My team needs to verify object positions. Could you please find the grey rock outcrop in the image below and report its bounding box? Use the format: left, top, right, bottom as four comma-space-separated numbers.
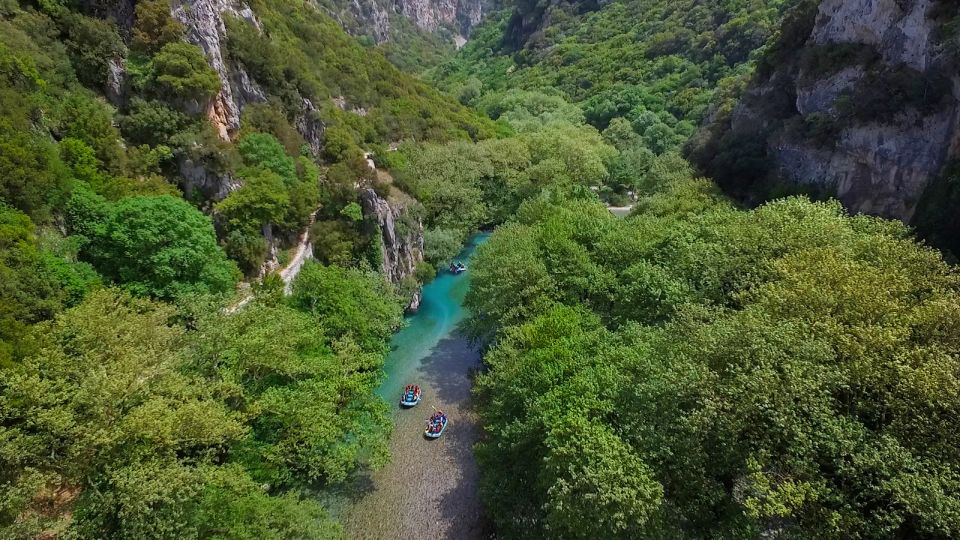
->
329, 0, 489, 44
360, 188, 426, 311
171, 0, 266, 139
83, 0, 137, 37
105, 57, 128, 107
296, 98, 327, 156
699, 0, 960, 223
177, 154, 240, 203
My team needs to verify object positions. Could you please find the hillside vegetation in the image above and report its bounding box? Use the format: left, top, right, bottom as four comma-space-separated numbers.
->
0, 0, 487, 536
430, 0, 800, 155
466, 158, 960, 538
411, 1, 960, 537
3, 0, 960, 537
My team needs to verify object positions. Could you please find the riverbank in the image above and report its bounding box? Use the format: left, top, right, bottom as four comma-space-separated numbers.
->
341, 233, 491, 539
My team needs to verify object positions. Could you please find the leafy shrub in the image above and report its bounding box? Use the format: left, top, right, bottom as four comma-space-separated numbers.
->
60, 12, 125, 89
423, 227, 462, 268
414, 260, 436, 283
290, 262, 403, 353
132, 0, 186, 54
119, 98, 193, 146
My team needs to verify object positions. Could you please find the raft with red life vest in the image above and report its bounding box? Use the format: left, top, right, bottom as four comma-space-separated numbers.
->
400, 384, 422, 407
425, 411, 447, 439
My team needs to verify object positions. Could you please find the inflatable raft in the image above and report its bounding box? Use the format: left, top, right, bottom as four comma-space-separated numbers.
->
425, 412, 447, 438
400, 384, 421, 407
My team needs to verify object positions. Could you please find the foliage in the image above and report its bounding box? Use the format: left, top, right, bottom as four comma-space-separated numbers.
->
60, 11, 126, 89
423, 227, 463, 268
0, 289, 342, 538
431, 1, 802, 154
223, 0, 496, 148
391, 119, 617, 235
467, 155, 960, 538
184, 302, 391, 487
119, 98, 194, 147
85, 195, 239, 298
0, 205, 99, 366
310, 219, 363, 266
150, 42, 221, 103
132, 0, 186, 54
0, 121, 73, 223
290, 261, 403, 354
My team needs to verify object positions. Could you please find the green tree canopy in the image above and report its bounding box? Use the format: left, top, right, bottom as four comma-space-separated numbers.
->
290, 261, 403, 354
86, 195, 238, 298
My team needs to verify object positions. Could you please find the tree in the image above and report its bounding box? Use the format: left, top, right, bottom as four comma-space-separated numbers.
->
467, 183, 960, 538
423, 227, 462, 268
151, 42, 221, 104
238, 133, 298, 184
0, 124, 72, 223
601, 117, 641, 150
216, 168, 290, 234
61, 12, 126, 89
0, 205, 99, 365
184, 303, 391, 487
290, 262, 403, 354
0, 290, 244, 537
543, 415, 663, 538
119, 98, 192, 147
132, 0, 186, 54
86, 195, 238, 298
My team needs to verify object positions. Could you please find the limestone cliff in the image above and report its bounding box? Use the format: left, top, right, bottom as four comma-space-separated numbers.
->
360, 188, 426, 311
318, 0, 490, 44
171, 0, 266, 139
693, 0, 960, 231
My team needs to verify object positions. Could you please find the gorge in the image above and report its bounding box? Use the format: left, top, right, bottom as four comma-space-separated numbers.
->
1, 0, 960, 538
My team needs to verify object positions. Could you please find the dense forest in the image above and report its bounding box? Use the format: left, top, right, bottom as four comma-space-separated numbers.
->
2, 0, 960, 538
466, 162, 960, 538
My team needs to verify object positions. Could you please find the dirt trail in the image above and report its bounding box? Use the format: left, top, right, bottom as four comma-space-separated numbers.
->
343, 331, 490, 539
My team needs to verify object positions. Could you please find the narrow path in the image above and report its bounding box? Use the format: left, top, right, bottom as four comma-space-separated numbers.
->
342, 234, 491, 539
279, 212, 316, 294
226, 212, 316, 313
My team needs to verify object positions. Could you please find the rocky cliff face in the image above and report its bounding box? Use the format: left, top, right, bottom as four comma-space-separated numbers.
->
360, 188, 426, 311
171, 0, 266, 139
695, 0, 960, 225
323, 0, 489, 43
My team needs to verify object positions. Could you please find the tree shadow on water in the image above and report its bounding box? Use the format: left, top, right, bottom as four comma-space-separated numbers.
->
418, 327, 481, 405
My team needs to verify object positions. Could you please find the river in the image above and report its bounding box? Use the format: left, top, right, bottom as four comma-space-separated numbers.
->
340, 232, 491, 539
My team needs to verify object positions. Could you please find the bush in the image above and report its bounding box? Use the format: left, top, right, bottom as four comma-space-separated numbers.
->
414, 260, 436, 283
423, 227, 462, 268
289, 262, 403, 353
0, 125, 72, 223
61, 12, 125, 89
132, 0, 186, 54
224, 229, 269, 275
119, 98, 192, 147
